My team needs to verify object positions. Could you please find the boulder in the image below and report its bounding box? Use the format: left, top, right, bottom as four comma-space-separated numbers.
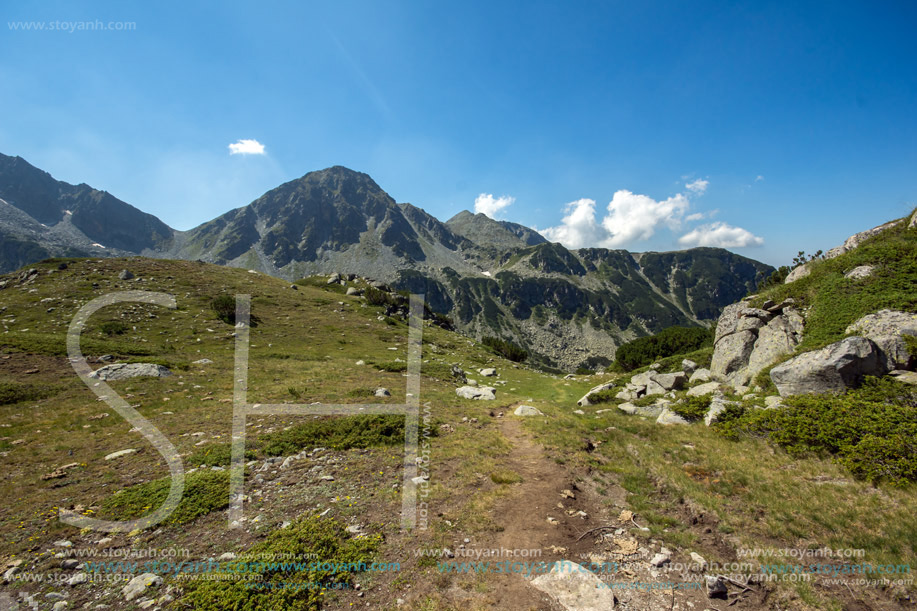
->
122, 573, 162, 602
705, 575, 728, 598
345, 287, 363, 296
514, 405, 544, 417
89, 363, 172, 381
784, 263, 811, 284
710, 330, 757, 384
681, 359, 698, 374
687, 382, 721, 397
618, 400, 667, 418
374, 388, 391, 397
455, 386, 496, 400
689, 368, 712, 384
845, 310, 917, 371
770, 336, 885, 396
890, 370, 917, 385
744, 314, 802, 380
656, 408, 689, 426
529, 561, 616, 610
104, 449, 138, 460
651, 372, 686, 391
118, 269, 134, 281
844, 265, 875, 280
479, 368, 497, 377
644, 379, 667, 396
703, 397, 732, 426
910, 209, 917, 229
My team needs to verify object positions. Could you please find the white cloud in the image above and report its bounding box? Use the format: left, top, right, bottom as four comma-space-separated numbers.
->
539, 199, 607, 248
228, 139, 266, 155
474, 193, 515, 218
678, 222, 764, 248
685, 212, 705, 222
541, 190, 690, 249
685, 178, 709, 194
755, 175, 765, 182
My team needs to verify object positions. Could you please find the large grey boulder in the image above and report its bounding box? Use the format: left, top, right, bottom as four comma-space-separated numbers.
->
845, 310, 917, 371
652, 372, 686, 391
455, 386, 496, 400
711, 300, 803, 388
681, 359, 698, 375
689, 368, 712, 384
784, 263, 811, 284
770, 337, 885, 396
704, 398, 731, 426
529, 561, 616, 610
910, 209, 917, 229
89, 363, 172, 381
618, 399, 667, 418
844, 265, 875, 280
745, 313, 803, 378
514, 405, 544, 417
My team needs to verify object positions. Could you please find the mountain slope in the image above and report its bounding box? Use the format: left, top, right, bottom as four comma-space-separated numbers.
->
0, 154, 175, 271
0, 157, 773, 370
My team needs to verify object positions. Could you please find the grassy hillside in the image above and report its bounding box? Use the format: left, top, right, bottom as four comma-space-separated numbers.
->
0, 255, 914, 610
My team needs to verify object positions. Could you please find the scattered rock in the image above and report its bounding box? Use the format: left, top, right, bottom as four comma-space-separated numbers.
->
122, 573, 162, 601
105, 449, 138, 460
529, 561, 616, 609
89, 363, 172, 381
764, 395, 784, 408
690, 552, 708, 570
478, 368, 497, 377
513, 405, 544, 417
192, 358, 213, 365
455, 386, 496, 400
784, 263, 811, 284
890, 370, 917, 385
118, 269, 134, 281
771, 336, 885, 396
374, 388, 391, 397
650, 552, 671, 567
346, 287, 363, 296
681, 359, 698, 375
68, 572, 88, 586
705, 574, 728, 598
688, 368, 711, 384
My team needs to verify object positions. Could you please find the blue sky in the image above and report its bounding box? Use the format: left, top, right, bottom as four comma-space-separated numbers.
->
1, 1, 915, 266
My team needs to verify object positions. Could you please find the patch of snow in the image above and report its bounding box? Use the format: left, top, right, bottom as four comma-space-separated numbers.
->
481, 271, 492, 277
91, 243, 106, 249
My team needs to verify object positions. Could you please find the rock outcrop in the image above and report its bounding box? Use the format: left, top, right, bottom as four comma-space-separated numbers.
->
770, 337, 885, 396
710, 300, 803, 388
844, 310, 917, 371
89, 363, 172, 381
455, 386, 496, 400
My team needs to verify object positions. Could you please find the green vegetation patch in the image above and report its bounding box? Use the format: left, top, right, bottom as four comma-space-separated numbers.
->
101, 470, 229, 525
614, 326, 712, 372
373, 361, 407, 373
670, 395, 712, 422
489, 469, 523, 485
182, 514, 382, 610
187, 444, 256, 467
718, 377, 917, 486
481, 336, 528, 362
0, 381, 54, 405
260, 415, 409, 455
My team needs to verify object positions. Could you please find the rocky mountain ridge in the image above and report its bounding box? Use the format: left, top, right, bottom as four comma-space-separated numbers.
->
0, 154, 773, 370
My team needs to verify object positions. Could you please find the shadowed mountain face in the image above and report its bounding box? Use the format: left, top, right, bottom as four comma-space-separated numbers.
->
0, 158, 774, 370
0, 153, 174, 270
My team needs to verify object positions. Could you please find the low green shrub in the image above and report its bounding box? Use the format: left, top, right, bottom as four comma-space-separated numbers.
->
374, 361, 407, 373
259, 415, 410, 455
99, 321, 129, 336
482, 336, 528, 362
585, 389, 617, 405
182, 514, 382, 610
101, 470, 229, 525
670, 395, 712, 421
717, 377, 917, 486
0, 381, 52, 405
187, 444, 256, 467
